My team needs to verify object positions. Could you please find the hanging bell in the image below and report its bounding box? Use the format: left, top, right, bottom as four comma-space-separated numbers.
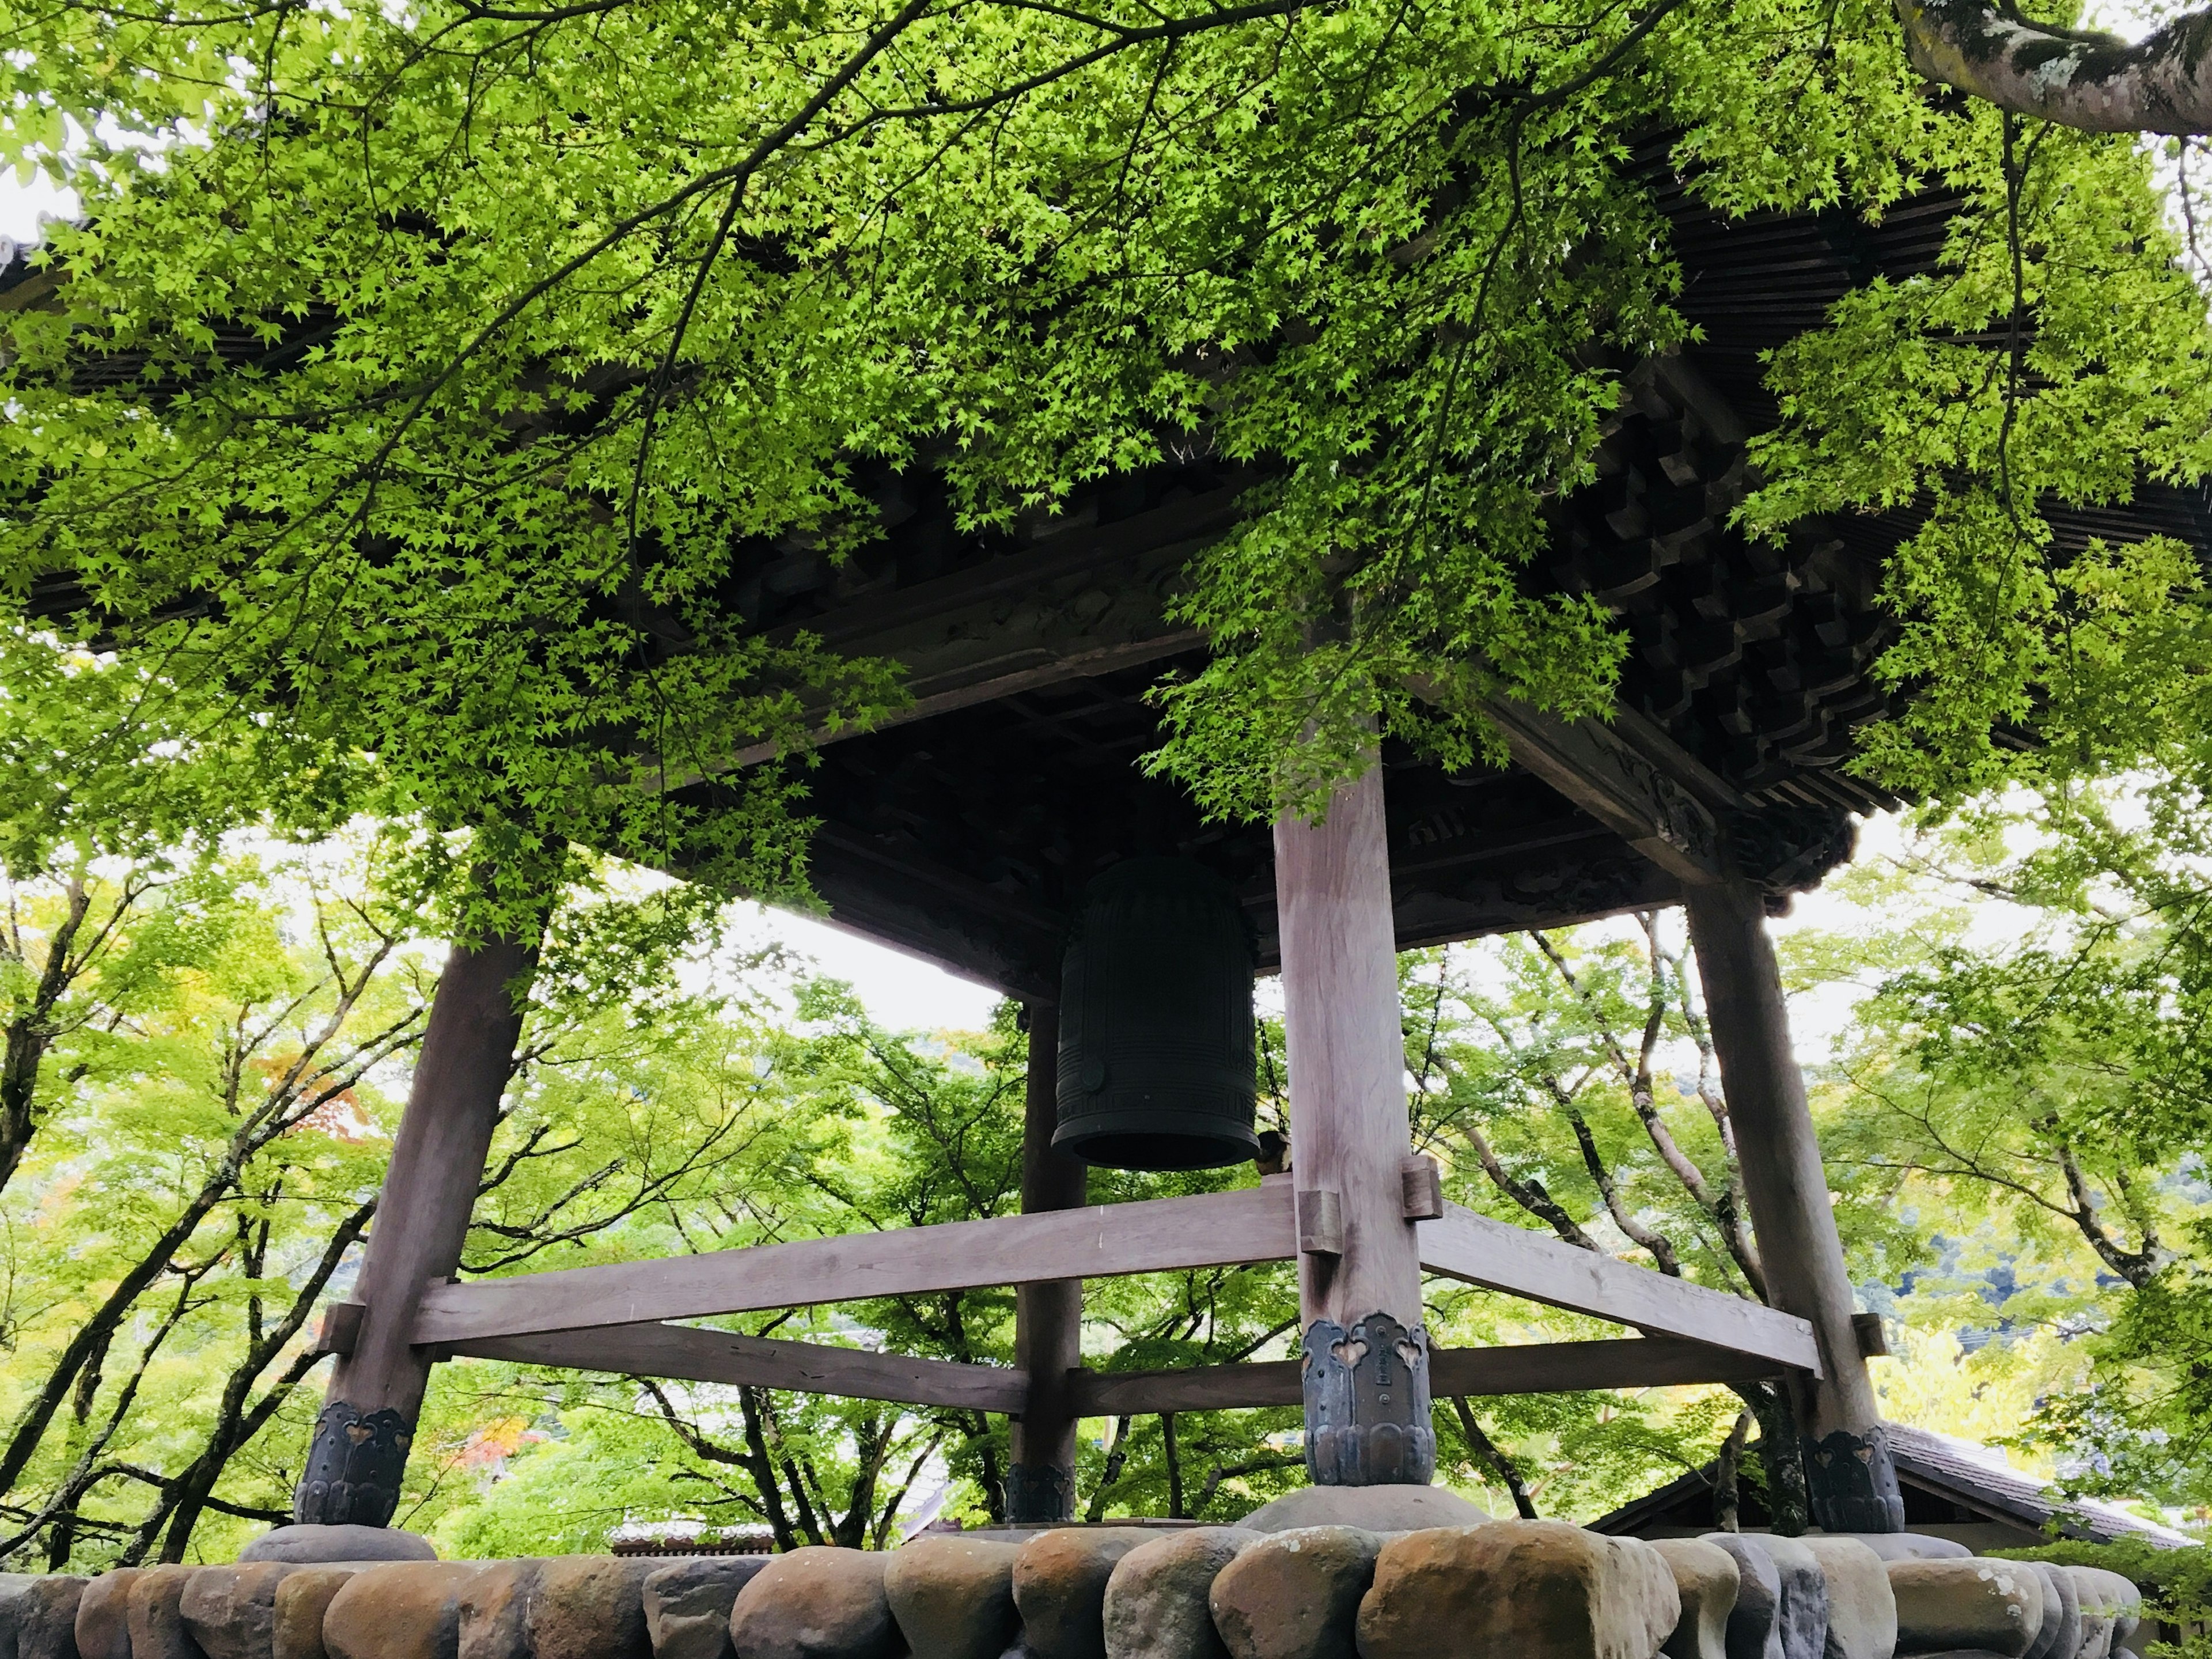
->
1054, 857, 1258, 1171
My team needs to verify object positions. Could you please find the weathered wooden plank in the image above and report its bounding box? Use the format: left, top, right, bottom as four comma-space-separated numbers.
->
414, 1185, 1298, 1345
450, 1321, 1030, 1413
1433, 1335, 1789, 1394
1419, 1203, 1821, 1373
1071, 1358, 1302, 1415
1065, 1335, 1792, 1416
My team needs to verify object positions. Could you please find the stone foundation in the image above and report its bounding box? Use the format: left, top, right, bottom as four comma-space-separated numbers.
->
0, 1523, 2146, 1659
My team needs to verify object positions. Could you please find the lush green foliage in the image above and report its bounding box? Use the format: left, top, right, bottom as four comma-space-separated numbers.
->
0, 0, 2202, 853
7, 802, 2209, 1569
1813, 786, 2212, 1520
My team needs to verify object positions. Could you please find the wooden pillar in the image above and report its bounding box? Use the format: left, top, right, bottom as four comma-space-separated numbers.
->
1007, 998, 1086, 1521
293, 928, 539, 1527
1275, 762, 1433, 1486
1683, 879, 1903, 1532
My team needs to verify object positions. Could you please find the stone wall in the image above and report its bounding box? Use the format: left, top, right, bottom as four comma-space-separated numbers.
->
0, 1514, 2148, 1659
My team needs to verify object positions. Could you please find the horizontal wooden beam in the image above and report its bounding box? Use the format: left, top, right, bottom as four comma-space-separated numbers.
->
417, 1187, 1819, 1373
449, 1321, 1029, 1414
1478, 700, 1734, 887
1066, 1334, 1794, 1416
1069, 1358, 1303, 1416
1418, 1203, 1821, 1374
454, 1325, 1786, 1418
696, 489, 1244, 777
413, 1185, 1298, 1346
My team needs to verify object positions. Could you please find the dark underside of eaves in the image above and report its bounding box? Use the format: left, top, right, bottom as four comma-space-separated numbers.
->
666, 157, 2212, 999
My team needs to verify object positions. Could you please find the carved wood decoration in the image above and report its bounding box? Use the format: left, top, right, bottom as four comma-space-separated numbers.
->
1418, 1202, 1821, 1372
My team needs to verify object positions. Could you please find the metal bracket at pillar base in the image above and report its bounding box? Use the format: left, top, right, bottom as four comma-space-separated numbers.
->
1301, 1313, 1435, 1486
1005, 1462, 1077, 1525
293, 1401, 413, 1527
1803, 1425, 1906, 1533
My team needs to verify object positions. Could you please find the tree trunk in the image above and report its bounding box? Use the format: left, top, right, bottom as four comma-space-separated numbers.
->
1895, 0, 2212, 134
1450, 1397, 1538, 1519
0, 874, 93, 1198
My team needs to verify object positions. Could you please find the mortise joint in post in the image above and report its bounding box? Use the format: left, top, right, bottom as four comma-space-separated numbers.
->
1297, 1187, 1344, 1257
1399, 1155, 1444, 1221
312, 1301, 365, 1357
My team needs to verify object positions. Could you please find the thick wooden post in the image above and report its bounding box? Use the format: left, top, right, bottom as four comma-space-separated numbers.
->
1684, 880, 1903, 1532
1275, 762, 1433, 1486
293, 929, 539, 1527
1007, 998, 1086, 1521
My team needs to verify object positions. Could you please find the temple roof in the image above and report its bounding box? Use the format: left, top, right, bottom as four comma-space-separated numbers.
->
1590, 1422, 2196, 1548
662, 160, 2211, 997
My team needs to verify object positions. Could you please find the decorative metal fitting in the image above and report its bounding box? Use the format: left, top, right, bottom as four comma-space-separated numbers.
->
1804, 1423, 1907, 1532
1301, 1312, 1435, 1486
293, 1400, 412, 1527
1005, 1461, 1077, 1524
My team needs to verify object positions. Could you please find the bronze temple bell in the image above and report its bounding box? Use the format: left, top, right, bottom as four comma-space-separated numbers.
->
1054, 857, 1259, 1171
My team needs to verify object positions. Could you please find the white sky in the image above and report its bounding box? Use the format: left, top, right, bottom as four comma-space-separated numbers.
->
0, 168, 74, 245
732, 809, 1928, 1051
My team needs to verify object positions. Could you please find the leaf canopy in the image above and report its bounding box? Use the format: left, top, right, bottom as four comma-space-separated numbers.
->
0, 0, 2205, 896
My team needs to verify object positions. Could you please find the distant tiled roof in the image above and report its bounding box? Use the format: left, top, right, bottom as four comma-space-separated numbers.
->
1884, 1424, 2195, 1548
1590, 1422, 2196, 1547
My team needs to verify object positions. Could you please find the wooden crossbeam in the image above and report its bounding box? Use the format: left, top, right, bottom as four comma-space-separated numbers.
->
1419, 1202, 1821, 1374
448, 1321, 1029, 1413
447, 1324, 1788, 1418
412, 1185, 1300, 1346
1476, 700, 1736, 888
1067, 1334, 1794, 1416
414, 1188, 1819, 1377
